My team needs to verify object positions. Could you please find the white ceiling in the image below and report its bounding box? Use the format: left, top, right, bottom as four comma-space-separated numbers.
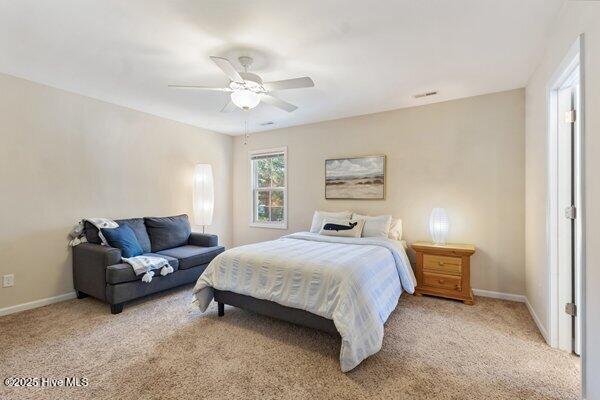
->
0, 0, 563, 135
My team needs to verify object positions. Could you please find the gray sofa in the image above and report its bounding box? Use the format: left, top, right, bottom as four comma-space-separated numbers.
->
72, 214, 224, 314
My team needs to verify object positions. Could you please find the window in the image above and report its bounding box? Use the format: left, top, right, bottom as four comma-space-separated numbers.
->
250, 147, 287, 229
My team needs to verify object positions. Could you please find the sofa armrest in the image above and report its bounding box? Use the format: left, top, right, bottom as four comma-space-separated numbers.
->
188, 232, 218, 247
74, 243, 122, 266
73, 243, 122, 301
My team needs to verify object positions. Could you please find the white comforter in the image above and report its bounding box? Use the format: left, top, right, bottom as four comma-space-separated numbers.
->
191, 232, 417, 372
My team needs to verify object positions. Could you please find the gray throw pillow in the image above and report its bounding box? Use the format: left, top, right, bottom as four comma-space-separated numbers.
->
144, 214, 191, 252
84, 221, 102, 244
115, 218, 152, 254
84, 218, 152, 253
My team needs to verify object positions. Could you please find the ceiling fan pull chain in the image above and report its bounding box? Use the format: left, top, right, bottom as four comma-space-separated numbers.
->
243, 118, 250, 145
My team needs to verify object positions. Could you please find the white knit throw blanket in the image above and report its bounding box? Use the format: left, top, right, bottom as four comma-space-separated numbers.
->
122, 256, 174, 283
68, 218, 118, 247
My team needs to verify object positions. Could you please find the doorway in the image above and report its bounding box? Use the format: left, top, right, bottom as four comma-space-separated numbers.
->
547, 36, 583, 357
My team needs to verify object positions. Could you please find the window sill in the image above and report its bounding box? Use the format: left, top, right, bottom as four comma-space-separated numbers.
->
249, 222, 288, 230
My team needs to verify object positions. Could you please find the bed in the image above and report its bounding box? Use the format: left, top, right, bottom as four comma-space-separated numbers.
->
192, 232, 416, 372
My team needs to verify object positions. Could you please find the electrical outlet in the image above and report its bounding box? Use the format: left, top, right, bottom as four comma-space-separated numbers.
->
3, 274, 14, 288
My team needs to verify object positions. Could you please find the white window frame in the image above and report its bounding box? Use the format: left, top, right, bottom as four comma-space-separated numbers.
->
249, 147, 288, 229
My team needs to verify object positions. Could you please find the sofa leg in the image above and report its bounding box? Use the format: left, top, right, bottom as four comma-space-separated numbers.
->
218, 302, 224, 317
110, 303, 124, 315
76, 290, 88, 299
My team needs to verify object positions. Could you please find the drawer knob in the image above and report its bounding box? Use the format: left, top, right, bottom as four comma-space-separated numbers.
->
438, 279, 445, 284
438, 261, 444, 266
455, 284, 460, 290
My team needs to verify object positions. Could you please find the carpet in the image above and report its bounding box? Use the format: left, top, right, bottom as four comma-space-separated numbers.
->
0, 286, 579, 400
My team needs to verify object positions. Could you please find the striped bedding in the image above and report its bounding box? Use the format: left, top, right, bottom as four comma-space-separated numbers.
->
192, 232, 416, 372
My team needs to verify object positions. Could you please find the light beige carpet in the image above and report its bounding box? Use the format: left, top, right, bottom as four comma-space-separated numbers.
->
0, 286, 579, 400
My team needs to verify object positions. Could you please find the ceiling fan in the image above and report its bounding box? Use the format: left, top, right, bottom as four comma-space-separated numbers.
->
169, 56, 314, 113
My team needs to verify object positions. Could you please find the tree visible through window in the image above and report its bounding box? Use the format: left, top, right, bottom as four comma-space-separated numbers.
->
251, 149, 287, 227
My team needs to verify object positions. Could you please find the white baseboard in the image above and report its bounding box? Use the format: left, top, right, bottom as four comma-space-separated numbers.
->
472, 289, 549, 344
0, 292, 76, 317
525, 298, 550, 344
473, 288, 527, 303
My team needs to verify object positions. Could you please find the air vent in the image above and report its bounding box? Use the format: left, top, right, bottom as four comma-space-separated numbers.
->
260, 121, 275, 126
413, 91, 438, 99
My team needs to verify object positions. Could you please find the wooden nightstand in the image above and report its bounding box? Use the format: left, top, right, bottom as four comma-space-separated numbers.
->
411, 241, 476, 305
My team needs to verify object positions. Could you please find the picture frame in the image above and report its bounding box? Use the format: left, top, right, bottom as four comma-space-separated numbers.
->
324, 155, 386, 200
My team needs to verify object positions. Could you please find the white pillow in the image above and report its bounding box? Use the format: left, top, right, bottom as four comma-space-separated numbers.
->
389, 218, 403, 241
352, 213, 392, 238
310, 210, 352, 233
319, 218, 365, 238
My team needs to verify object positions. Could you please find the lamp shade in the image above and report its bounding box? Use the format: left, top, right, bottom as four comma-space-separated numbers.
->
429, 208, 449, 245
231, 89, 260, 110
193, 164, 214, 227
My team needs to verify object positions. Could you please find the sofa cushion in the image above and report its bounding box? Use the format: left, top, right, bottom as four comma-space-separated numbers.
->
144, 215, 191, 252
101, 225, 144, 258
84, 221, 102, 244
188, 232, 219, 247
115, 218, 152, 254
157, 245, 224, 270
84, 218, 151, 253
106, 253, 179, 284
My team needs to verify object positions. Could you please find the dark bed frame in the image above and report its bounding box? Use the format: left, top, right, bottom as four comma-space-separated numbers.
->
214, 289, 340, 336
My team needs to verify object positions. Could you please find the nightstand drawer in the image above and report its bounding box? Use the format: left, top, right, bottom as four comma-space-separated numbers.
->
422, 271, 462, 292
423, 254, 462, 275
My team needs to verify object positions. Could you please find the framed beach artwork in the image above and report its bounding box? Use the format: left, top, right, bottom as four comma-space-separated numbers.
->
325, 155, 385, 199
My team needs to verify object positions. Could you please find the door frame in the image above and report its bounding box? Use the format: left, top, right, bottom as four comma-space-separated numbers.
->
547, 36, 585, 353
546, 34, 586, 388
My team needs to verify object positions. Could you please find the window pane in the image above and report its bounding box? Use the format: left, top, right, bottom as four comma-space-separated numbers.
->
271, 207, 284, 222
257, 190, 269, 207
270, 190, 284, 207
270, 155, 285, 187
257, 205, 269, 221
256, 159, 271, 188
256, 190, 269, 222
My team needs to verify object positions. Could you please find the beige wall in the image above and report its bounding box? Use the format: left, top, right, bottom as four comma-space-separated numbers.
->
525, 2, 600, 398
0, 73, 233, 310
233, 89, 525, 295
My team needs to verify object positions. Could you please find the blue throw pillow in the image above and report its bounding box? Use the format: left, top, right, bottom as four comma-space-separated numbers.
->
101, 225, 143, 258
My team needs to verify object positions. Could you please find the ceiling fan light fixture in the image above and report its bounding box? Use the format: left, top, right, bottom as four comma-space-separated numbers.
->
231, 89, 260, 110
170, 56, 313, 113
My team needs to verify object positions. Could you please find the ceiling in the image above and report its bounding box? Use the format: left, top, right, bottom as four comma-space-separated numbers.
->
0, 0, 564, 135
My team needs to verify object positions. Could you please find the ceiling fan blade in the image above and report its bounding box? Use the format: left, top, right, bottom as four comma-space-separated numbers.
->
210, 56, 244, 84
220, 100, 237, 113
168, 85, 232, 91
260, 94, 298, 112
262, 77, 314, 91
